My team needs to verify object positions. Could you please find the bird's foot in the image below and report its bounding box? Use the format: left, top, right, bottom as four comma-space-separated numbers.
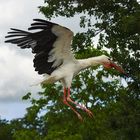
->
84, 108, 94, 118
77, 113, 83, 121
67, 97, 93, 118
63, 99, 83, 121
75, 103, 93, 118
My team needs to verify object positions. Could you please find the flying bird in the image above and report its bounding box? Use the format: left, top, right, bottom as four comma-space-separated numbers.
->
5, 19, 125, 120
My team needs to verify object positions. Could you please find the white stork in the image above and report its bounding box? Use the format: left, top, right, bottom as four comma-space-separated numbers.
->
5, 19, 125, 120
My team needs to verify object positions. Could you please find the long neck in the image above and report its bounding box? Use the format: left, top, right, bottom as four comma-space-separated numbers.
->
78, 56, 104, 70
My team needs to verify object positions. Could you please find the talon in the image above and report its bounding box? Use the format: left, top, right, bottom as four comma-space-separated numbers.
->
84, 108, 94, 118
87, 110, 94, 118
77, 114, 83, 121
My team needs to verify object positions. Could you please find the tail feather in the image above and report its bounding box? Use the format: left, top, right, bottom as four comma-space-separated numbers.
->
30, 75, 56, 87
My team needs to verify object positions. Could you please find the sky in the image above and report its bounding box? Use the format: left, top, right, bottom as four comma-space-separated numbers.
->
0, 0, 85, 120
0, 0, 45, 120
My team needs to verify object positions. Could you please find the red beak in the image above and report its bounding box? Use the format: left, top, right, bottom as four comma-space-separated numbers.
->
103, 61, 126, 74
109, 61, 125, 74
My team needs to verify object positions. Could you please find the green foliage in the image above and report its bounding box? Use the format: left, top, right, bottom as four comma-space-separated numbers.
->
2, 0, 140, 140
22, 92, 31, 100
38, 1, 140, 139
0, 119, 13, 140
13, 130, 41, 140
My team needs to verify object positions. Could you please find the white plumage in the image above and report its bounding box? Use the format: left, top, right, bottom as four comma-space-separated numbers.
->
5, 19, 125, 120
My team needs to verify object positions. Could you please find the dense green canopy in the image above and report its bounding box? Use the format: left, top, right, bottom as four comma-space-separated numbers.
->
1, 0, 140, 140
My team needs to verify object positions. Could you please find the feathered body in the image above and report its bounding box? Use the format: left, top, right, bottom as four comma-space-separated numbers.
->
5, 19, 125, 120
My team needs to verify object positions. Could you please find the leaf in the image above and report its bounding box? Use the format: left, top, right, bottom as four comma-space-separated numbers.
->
22, 92, 31, 100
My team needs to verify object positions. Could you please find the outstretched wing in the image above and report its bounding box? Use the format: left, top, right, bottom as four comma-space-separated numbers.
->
5, 19, 74, 75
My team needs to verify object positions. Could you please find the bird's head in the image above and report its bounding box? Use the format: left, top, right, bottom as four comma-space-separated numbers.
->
100, 55, 125, 74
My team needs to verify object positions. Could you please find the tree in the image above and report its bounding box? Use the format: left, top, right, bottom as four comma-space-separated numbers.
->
12, 0, 140, 140
0, 118, 13, 140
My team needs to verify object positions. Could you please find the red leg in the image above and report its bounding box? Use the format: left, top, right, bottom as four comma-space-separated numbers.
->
67, 88, 93, 118
63, 88, 83, 120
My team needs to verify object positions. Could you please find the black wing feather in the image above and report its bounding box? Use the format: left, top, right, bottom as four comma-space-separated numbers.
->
5, 19, 59, 75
